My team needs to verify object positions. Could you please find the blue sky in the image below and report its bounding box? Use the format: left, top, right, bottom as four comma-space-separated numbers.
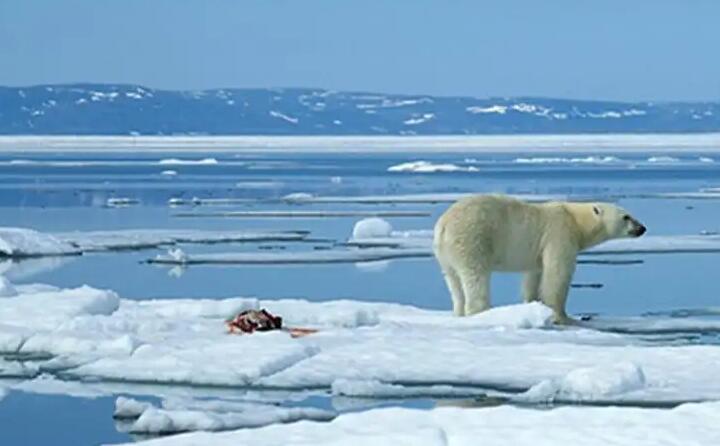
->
1, 0, 718, 101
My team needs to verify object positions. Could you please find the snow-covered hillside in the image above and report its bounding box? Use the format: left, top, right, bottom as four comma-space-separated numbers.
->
1, 84, 718, 135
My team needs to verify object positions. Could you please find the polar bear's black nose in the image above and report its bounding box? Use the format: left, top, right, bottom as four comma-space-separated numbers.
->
635, 225, 647, 237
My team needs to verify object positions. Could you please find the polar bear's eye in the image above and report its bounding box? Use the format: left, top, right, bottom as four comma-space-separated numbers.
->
623, 215, 631, 221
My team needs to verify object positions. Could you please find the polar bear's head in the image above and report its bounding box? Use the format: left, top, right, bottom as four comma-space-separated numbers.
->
592, 203, 646, 239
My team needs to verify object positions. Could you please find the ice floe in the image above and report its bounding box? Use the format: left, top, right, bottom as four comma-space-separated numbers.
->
387, 161, 479, 173
174, 210, 431, 218
111, 401, 720, 446
1, 279, 719, 406
149, 247, 431, 265
513, 156, 622, 164
157, 158, 218, 165
0, 227, 78, 258
56, 229, 309, 252
114, 397, 334, 434
106, 197, 140, 207
280, 192, 589, 205
331, 379, 489, 399
0, 227, 309, 258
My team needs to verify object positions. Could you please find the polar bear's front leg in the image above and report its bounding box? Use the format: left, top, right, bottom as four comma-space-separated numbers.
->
461, 270, 491, 316
522, 271, 542, 303
539, 249, 577, 324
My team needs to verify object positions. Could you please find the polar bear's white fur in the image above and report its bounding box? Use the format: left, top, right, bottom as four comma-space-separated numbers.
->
433, 194, 646, 324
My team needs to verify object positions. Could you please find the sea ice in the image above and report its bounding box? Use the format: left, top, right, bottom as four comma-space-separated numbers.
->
387, 160, 479, 173
115, 397, 335, 434
0, 227, 309, 258
109, 401, 720, 446
517, 362, 647, 402
1, 278, 719, 405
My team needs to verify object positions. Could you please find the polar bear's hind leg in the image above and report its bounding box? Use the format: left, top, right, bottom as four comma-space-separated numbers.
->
461, 269, 491, 316
442, 268, 466, 316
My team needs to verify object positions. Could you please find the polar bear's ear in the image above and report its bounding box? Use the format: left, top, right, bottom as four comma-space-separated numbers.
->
593, 205, 603, 216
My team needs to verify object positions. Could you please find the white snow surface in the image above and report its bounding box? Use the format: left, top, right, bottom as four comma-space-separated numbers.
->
112, 402, 720, 446
2, 279, 720, 405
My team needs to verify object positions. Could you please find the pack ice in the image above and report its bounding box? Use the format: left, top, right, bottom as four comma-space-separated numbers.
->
1, 277, 720, 407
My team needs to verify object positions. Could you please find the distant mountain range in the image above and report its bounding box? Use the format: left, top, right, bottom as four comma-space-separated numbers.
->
1, 84, 718, 135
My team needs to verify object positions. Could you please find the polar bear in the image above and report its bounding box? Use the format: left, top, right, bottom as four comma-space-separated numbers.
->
433, 194, 646, 324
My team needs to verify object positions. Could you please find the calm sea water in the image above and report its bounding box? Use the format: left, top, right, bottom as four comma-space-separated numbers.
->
1, 149, 719, 445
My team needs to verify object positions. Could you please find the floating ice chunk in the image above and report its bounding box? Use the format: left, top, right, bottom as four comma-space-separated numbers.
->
0, 227, 78, 258
282, 192, 316, 203
352, 218, 393, 239
466, 105, 508, 114
175, 210, 430, 218
158, 158, 218, 165
514, 156, 622, 164
331, 379, 487, 398
106, 197, 140, 207
279, 192, 581, 205
0, 275, 17, 297
55, 229, 309, 252
127, 404, 333, 434
167, 248, 188, 263
518, 362, 647, 402
115, 396, 154, 418
647, 156, 680, 163
387, 161, 479, 173
699, 157, 715, 163
149, 248, 431, 265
